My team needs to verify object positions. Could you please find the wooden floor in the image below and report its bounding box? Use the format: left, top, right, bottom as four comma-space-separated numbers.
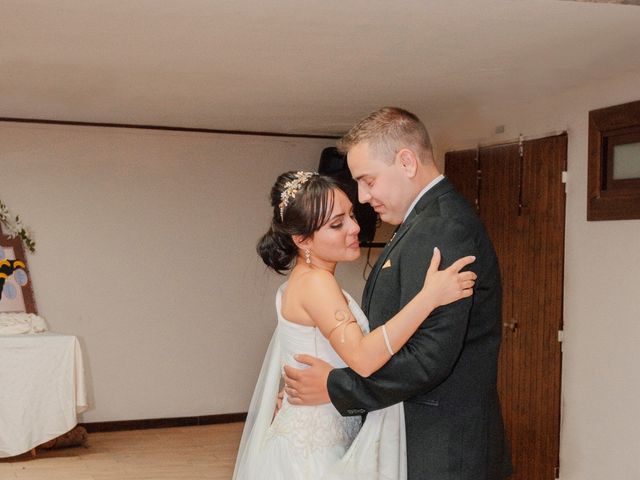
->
0, 422, 244, 480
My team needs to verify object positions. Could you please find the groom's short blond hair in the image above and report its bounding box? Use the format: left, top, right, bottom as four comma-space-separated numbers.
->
338, 107, 433, 165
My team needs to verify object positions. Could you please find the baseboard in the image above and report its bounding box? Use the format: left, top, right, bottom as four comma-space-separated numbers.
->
81, 412, 247, 433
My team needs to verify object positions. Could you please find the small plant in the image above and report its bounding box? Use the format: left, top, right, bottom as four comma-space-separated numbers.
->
0, 200, 36, 253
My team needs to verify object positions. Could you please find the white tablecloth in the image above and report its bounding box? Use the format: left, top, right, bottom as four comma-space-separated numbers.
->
0, 333, 88, 457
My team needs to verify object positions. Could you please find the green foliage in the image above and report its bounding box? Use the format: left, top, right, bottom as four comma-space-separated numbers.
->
0, 200, 36, 253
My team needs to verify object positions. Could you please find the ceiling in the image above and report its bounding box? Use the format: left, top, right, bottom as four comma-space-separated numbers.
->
1, 0, 640, 136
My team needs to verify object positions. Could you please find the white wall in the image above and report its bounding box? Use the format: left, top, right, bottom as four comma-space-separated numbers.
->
427, 69, 640, 480
0, 122, 369, 422
3, 69, 638, 478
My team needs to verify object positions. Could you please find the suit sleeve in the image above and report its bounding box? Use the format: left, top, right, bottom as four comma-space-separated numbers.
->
328, 219, 477, 415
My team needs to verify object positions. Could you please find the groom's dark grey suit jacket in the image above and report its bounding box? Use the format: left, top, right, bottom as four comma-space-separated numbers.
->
328, 178, 512, 480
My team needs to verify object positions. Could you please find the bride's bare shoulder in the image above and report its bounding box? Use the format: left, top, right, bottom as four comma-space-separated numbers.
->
291, 271, 343, 310
296, 268, 339, 290
280, 270, 339, 325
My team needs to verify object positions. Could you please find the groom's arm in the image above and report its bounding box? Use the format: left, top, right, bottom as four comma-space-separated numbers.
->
328, 222, 477, 415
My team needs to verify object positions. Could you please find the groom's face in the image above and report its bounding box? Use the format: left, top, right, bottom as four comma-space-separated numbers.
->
347, 141, 411, 226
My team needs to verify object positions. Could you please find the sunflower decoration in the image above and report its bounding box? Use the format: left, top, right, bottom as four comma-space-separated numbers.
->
0, 259, 28, 301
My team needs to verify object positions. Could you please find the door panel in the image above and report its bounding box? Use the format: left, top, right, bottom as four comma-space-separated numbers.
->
443, 148, 478, 210
514, 135, 566, 478
445, 134, 566, 480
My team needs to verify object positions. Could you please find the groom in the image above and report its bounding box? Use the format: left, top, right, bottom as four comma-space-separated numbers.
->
284, 107, 512, 479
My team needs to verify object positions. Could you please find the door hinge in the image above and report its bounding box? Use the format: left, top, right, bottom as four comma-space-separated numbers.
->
555, 465, 560, 478
558, 330, 564, 342
561, 171, 568, 183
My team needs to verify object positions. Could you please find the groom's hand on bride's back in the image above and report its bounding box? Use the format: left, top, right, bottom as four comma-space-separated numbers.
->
283, 355, 332, 405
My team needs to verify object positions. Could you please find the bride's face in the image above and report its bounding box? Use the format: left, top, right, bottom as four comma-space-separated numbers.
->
306, 188, 361, 264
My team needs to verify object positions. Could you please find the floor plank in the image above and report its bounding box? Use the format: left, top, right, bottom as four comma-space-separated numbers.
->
0, 423, 244, 480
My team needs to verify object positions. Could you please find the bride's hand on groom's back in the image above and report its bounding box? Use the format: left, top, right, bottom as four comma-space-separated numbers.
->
283, 355, 332, 406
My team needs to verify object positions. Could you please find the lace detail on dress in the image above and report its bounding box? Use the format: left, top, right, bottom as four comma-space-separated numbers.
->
266, 402, 361, 458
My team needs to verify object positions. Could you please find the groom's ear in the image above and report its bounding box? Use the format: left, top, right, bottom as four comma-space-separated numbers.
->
397, 148, 419, 178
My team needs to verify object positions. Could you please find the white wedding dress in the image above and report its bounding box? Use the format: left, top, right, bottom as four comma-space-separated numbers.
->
233, 283, 407, 480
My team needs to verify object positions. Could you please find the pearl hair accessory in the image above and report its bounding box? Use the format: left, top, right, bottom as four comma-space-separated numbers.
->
279, 171, 317, 220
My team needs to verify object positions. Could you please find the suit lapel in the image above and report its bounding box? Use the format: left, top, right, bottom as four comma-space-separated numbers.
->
362, 178, 456, 313
363, 213, 416, 309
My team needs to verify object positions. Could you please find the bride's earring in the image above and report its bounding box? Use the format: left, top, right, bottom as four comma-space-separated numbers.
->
304, 249, 312, 264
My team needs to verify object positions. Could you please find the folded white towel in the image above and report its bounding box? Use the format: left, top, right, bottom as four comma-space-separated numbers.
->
0, 313, 48, 335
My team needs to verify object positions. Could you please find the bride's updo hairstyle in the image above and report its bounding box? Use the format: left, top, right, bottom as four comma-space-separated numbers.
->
257, 171, 342, 274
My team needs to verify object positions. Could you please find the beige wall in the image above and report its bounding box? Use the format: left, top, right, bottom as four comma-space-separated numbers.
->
428, 70, 640, 480
0, 122, 367, 422
3, 68, 639, 479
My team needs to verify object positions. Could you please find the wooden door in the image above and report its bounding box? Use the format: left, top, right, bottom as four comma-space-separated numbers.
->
445, 134, 566, 480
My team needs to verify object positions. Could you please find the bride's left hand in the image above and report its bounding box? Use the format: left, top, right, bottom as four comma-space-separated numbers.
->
283, 355, 333, 405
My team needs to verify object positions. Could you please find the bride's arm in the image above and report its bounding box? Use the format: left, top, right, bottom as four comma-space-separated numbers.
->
302, 248, 476, 378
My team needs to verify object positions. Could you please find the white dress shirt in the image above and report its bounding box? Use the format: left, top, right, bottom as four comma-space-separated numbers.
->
402, 174, 445, 223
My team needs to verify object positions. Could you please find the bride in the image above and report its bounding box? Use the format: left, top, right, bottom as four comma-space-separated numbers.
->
233, 171, 476, 480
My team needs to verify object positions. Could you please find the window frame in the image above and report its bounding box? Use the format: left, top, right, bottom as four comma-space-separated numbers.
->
588, 100, 640, 221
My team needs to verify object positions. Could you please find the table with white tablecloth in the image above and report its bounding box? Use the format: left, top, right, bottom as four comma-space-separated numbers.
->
0, 333, 88, 458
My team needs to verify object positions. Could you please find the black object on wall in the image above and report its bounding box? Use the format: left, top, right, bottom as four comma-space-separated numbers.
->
318, 147, 378, 243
